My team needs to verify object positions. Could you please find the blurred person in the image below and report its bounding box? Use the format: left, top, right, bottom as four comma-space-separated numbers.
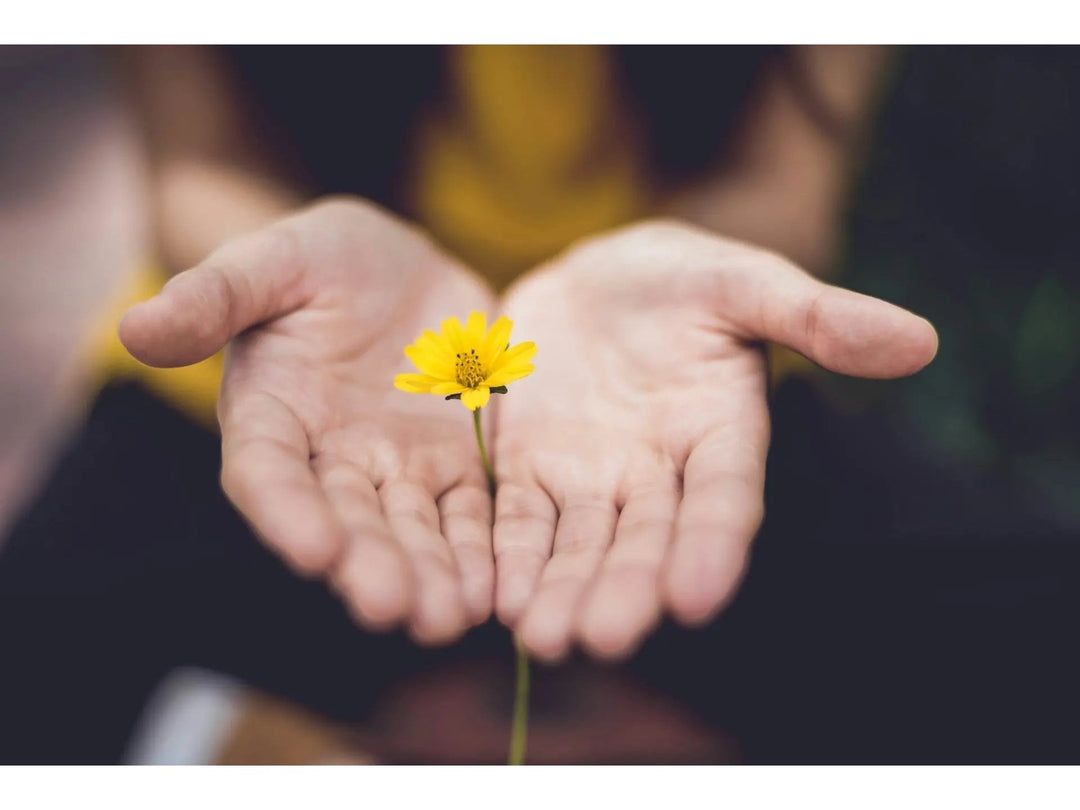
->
0, 46, 144, 538
1, 46, 1078, 764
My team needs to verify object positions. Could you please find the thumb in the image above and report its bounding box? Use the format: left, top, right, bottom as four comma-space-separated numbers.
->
118, 227, 307, 368
728, 250, 939, 379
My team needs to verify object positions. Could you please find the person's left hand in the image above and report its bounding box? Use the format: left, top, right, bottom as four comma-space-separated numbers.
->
491, 220, 939, 662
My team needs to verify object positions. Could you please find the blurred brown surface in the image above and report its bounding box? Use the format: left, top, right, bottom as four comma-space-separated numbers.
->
215, 693, 374, 765
354, 660, 739, 765
214, 661, 739, 765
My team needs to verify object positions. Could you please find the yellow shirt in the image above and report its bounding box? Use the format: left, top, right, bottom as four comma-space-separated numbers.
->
90, 45, 807, 426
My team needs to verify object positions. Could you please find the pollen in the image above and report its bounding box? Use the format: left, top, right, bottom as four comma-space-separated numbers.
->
456, 348, 486, 388
394, 311, 536, 411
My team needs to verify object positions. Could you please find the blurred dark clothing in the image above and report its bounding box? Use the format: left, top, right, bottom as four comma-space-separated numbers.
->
0, 380, 1076, 764
223, 45, 775, 210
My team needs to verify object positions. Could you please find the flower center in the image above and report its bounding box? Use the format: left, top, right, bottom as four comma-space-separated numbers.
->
455, 349, 486, 388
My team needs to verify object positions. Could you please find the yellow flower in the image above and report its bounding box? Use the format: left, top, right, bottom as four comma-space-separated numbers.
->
394, 312, 536, 410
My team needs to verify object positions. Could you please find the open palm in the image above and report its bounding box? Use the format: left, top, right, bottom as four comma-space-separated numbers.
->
493, 221, 939, 661
120, 199, 496, 644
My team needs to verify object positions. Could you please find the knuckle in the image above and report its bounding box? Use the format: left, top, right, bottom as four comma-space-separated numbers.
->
560, 488, 612, 511
633, 217, 692, 240
494, 544, 548, 567
305, 195, 394, 236
615, 512, 671, 537
495, 485, 553, 524
260, 220, 303, 265
310, 194, 371, 218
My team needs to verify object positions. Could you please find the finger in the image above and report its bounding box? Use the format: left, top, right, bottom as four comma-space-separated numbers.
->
664, 419, 768, 626
379, 479, 469, 645
493, 483, 558, 627
317, 463, 413, 631
577, 482, 678, 660
219, 390, 346, 577
723, 250, 939, 379
516, 494, 618, 663
438, 482, 495, 625
118, 224, 308, 367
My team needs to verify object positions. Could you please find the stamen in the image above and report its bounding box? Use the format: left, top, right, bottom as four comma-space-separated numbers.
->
455, 349, 486, 388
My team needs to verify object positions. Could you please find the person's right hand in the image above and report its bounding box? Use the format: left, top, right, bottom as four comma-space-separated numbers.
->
119, 198, 497, 644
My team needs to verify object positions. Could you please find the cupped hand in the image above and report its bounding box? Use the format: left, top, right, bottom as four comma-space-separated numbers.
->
492, 220, 938, 662
119, 198, 496, 644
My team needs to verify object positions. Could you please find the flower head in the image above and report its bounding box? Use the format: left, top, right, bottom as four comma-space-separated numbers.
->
394, 312, 536, 410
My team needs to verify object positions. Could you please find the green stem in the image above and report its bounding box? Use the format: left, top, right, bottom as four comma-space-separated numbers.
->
470, 407, 530, 765
472, 408, 495, 495
509, 640, 530, 765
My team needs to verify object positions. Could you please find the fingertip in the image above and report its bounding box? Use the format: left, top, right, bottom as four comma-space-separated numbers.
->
663, 541, 748, 628
409, 599, 468, 647
577, 615, 642, 662
450, 546, 494, 626
907, 315, 940, 373
117, 293, 220, 368
329, 531, 414, 631
515, 593, 579, 664
578, 630, 644, 663
665, 585, 722, 627
340, 587, 409, 634
799, 289, 942, 380
577, 583, 660, 662
861, 306, 940, 378
337, 563, 413, 632
494, 570, 534, 629
453, 546, 493, 627
875, 309, 940, 378
463, 576, 495, 626
284, 532, 345, 579
516, 617, 573, 665
495, 595, 525, 629
408, 622, 467, 648
407, 570, 469, 647
494, 547, 547, 629
116, 300, 161, 365
244, 493, 348, 582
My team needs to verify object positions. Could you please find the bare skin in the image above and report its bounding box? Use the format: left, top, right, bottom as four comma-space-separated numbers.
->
116, 47, 933, 660
493, 220, 937, 662
120, 203, 937, 661
120, 199, 497, 645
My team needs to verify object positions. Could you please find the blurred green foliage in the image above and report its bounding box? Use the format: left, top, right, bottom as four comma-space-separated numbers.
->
832, 46, 1080, 526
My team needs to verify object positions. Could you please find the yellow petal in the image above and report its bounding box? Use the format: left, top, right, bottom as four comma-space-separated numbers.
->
491, 341, 537, 373
431, 380, 467, 395
484, 363, 534, 388
460, 386, 491, 411
394, 373, 441, 393
415, 329, 455, 363
405, 344, 455, 380
464, 311, 487, 349
479, 316, 513, 367
441, 316, 466, 353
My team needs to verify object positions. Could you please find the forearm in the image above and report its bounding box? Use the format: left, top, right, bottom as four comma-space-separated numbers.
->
666, 46, 896, 278
112, 46, 305, 274
151, 160, 301, 274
